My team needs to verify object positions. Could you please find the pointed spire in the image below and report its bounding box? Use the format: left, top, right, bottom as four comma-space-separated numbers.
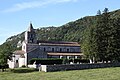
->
28, 22, 34, 32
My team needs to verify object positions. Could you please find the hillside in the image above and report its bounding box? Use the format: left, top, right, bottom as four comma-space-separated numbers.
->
2, 9, 120, 50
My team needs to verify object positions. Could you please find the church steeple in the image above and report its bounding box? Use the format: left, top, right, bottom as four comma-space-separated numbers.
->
28, 22, 34, 32
25, 23, 37, 44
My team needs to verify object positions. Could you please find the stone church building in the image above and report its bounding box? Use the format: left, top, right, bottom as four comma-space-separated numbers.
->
8, 23, 83, 68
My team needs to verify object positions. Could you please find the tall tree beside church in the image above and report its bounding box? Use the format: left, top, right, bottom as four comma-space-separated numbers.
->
107, 18, 120, 61
81, 25, 97, 63
82, 8, 120, 62
94, 8, 111, 62
82, 8, 110, 63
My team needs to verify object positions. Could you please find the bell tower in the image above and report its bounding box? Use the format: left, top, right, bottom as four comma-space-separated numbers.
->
25, 23, 37, 44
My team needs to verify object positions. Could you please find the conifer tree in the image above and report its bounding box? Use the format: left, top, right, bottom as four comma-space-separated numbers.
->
93, 8, 110, 62
107, 18, 120, 62
81, 25, 97, 63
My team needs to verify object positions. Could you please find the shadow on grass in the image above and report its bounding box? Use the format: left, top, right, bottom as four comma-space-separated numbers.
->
10, 68, 38, 73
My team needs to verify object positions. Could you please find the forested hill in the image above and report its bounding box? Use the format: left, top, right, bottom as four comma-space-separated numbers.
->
1, 9, 120, 50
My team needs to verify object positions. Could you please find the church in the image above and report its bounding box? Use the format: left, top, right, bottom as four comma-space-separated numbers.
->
8, 23, 83, 68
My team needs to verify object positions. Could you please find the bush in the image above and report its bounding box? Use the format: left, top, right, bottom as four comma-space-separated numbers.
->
0, 64, 9, 72
10, 68, 38, 73
73, 59, 89, 63
21, 65, 26, 68
62, 58, 69, 64
0, 64, 9, 69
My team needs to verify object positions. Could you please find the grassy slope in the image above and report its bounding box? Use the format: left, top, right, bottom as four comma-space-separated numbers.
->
0, 67, 120, 80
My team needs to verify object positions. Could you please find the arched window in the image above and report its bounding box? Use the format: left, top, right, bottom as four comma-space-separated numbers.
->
60, 48, 62, 52
52, 48, 54, 52
44, 48, 46, 51
67, 49, 69, 52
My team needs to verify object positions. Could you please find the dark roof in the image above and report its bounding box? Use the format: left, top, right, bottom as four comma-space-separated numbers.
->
37, 40, 80, 46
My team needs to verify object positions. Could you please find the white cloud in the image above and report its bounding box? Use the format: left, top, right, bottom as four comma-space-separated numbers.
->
3, 0, 78, 13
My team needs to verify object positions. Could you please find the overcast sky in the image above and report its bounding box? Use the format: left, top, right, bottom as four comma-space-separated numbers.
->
0, 0, 120, 44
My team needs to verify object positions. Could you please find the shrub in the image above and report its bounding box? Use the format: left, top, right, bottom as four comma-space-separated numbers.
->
10, 68, 38, 73
21, 65, 26, 68
0, 64, 9, 72
62, 58, 69, 64
73, 59, 89, 63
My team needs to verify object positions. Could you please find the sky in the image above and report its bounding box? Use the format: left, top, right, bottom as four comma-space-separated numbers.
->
0, 0, 120, 44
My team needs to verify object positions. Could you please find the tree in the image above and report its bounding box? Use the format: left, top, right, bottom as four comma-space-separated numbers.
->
107, 18, 120, 62
0, 43, 13, 71
97, 10, 101, 15
94, 8, 110, 62
103, 8, 109, 14
82, 8, 115, 63
62, 58, 69, 64
81, 25, 98, 63
94, 8, 120, 62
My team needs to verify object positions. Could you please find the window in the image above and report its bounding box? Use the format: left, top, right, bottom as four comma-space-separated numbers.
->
16, 60, 18, 63
52, 48, 54, 52
60, 48, 62, 52
24, 46, 25, 49
67, 49, 69, 52
44, 48, 46, 51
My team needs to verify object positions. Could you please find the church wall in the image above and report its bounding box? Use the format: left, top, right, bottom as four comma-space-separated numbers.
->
27, 49, 47, 64
19, 58, 25, 67
27, 44, 39, 51
22, 42, 26, 52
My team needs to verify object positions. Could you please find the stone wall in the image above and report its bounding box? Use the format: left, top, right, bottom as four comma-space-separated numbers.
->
41, 63, 120, 72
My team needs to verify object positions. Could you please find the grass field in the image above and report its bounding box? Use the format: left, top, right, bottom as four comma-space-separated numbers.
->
0, 67, 120, 80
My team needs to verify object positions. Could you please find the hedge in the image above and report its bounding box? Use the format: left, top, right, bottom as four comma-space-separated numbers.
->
29, 58, 89, 65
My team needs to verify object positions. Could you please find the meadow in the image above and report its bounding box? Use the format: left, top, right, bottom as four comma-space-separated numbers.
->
0, 67, 120, 80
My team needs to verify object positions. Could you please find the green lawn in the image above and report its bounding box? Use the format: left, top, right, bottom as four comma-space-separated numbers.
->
0, 67, 120, 80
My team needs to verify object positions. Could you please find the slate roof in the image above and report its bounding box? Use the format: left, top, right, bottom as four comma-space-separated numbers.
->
37, 40, 80, 46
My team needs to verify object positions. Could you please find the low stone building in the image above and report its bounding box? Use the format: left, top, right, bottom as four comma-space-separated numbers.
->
8, 23, 83, 68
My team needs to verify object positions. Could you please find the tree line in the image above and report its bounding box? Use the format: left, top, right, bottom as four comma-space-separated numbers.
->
82, 8, 120, 63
